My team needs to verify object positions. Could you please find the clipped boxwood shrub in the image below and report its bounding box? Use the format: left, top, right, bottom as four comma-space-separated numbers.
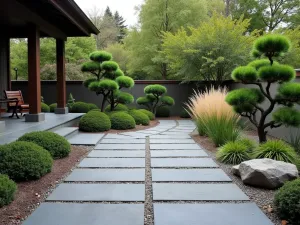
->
110, 112, 136, 130
41, 103, 50, 112
0, 174, 17, 207
49, 103, 57, 112
18, 131, 71, 159
0, 141, 53, 181
105, 104, 129, 112
180, 109, 191, 118
129, 110, 150, 126
71, 102, 90, 113
138, 109, 155, 120
217, 141, 251, 164
274, 179, 300, 225
87, 103, 99, 111
79, 111, 111, 132
156, 106, 170, 117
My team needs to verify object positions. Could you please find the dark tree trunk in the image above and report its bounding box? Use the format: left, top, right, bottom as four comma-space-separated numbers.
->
257, 125, 267, 143
101, 95, 107, 112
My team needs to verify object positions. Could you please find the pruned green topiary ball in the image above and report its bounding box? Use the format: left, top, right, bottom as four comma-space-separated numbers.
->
115, 69, 124, 78
217, 141, 251, 164
233, 103, 255, 114
136, 97, 151, 105
83, 78, 98, 88
116, 76, 134, 89
273, 107, 300, 127
231, 66, 258, 82
253, 35, 291, 56
248, 59, 273, 70
0, 174, 17, 207
49, 103, 57, 113
41, 103, 50, 112
89, 51, 112, 62
156, 106, 170, 117
226, 88, 265, 106
278, 83, 300, 100
258, 65, 296, 82
110, 112, 136, 130
79, 111, 111, 132
70, 102, 90, 113
81, 61, 100, 72
129, 110, 150, 126
101, 61, 119, 71
145, 85, 167, 96
18, 131, 71, 159
0, 141, 53, 181
105, 104, 129, 112
116, 92, 134, 105
87, 103, 99, 111
161, 96, 175, 106
274, 179, 300, 225
138, 109, 155, 120
253, 140, 298, 164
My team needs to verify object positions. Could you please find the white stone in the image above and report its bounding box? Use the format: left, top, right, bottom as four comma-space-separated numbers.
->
232, 165, 240, 177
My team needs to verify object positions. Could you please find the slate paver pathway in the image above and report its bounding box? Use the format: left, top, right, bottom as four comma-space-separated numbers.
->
23, 119, 272, 225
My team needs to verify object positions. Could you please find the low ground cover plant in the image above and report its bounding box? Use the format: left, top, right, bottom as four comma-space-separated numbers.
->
138, 109, 155, 120
41, 103, 50, 112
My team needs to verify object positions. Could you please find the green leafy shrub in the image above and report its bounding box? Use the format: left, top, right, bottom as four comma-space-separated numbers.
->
49, 103, 57, 113
0, 141, 53, 181
273, 107, 300, 127
138, 109, 155, 120
18, 131, 71, 159
217, 141, 251, 164
156, 106, 170, 117
87, 103, 99, 111
67, 93, 75, 110
41, 103, 50, 112
129, 110, 150, 126
105, 104, 129, 112
110, 112, 136, 130
0, 174, 17, 207
253, 140, 298, 164
70, 102, 90, 113
237, 138, 257, 153
180, 109, 191, 118
79, 111, 111, 132
274, 179, 300, 225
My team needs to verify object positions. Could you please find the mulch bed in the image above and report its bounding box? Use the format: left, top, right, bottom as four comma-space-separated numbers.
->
0, 146, 90, 225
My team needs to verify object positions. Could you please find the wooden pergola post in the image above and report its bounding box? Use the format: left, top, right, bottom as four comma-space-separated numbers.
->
55, 39, 68, 114
25, 24, 45, 122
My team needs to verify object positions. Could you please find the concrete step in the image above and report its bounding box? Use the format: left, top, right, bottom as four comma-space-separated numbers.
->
53, 127, 79, 139
68, 132, 104, 145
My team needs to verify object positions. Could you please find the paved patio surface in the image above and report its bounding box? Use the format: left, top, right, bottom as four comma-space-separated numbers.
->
22, 120, 273, 225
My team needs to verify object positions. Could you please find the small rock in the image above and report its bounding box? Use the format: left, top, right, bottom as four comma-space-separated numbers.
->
232, 164, 240, 177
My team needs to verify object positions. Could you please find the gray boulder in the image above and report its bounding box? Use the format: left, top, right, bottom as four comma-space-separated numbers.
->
239, 158, 299, 189
232, 165, 240, 177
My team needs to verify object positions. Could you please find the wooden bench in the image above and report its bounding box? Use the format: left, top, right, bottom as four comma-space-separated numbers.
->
4, 90, 29, 116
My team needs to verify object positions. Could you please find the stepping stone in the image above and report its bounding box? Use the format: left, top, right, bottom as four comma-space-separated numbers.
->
105, 134, 142, 139
153, 203, 273, 225
150, 139, 196, 144
23, 203, 144, 225
47, 184, 145, 201
150, 144, 201, 150
151, 150, 207, 157
152, 169, 231, 182
151, 158, 218, 168
151, 135, 191, 139
65, 169, 145, 182
153, 183, 249, 201
101, 139, 145, 144
120, 132, 149, 138
88, 150, 145, 158
95, 144, 145, 150
162, 132, 192, 135
79, 158, 145, 168
68, 133, 104, 145
136, 131, 160, 135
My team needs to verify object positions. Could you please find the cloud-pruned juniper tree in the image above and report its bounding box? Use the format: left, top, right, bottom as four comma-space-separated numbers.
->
226, 34, 300, 143
81, 51, 134, 112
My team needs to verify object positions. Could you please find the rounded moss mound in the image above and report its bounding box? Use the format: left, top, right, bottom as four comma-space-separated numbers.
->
79, 111, 111, 132
87, 103, 99, 111
18, 131, 71, 159
110, 112, 136, 130
138, 109, 155, 120
105, 104, 129, 112
0, 141, 53, 181
180, 109, 191, 118
274, 179, 300, 225
0, 174, 17, 207
71, 102, 90, 113
129, 110, 150, 126
49, 103, 57, 112
156, 106, 170, 117
41, 103, 50, 112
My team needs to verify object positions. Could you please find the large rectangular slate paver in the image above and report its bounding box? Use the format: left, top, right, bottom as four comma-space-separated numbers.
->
65, 169, 145, 182
151, 135, 191, 139
136, 131, 160, 135
152, 169, 231, 182
79, 158, 145, 168
151, 158, 218, 168
153, 183, 249, 200
88, 150, 145, 158
47, 184, 145, 201
150, 144, 201, 150
150, 139, 196, 144
105, 134, 143, 139
120, 132, 149, 138
68, 133, 104, 145
101, 139, 145, 144
23, 203, 144, 225
162, 132, 192, 135
151, 150, 207, 157
95, 144, 145, 150
153, 203, 273, 225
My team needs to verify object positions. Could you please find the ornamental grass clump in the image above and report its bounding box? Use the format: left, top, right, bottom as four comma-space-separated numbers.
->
186, 87, 240, 146
217, 141, 251, 164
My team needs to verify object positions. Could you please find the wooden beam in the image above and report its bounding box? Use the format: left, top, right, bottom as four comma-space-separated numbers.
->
28, 24, 41, 114
56, 39, 66, 109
